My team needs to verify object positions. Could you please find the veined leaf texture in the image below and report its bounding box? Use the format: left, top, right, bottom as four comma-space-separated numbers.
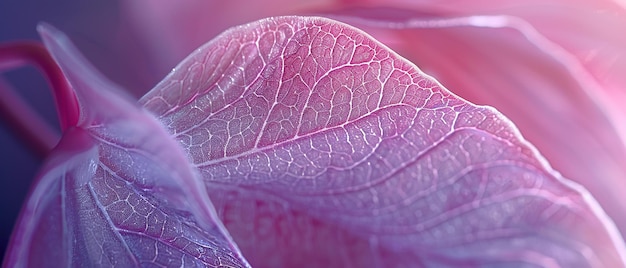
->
4, 16, 625, 268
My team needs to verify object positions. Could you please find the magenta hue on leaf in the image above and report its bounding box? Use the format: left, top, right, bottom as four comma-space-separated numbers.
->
3, 24, 249, 267
139, 16, 626, 267
120, 0, 626, 241
3, 15, 626, 267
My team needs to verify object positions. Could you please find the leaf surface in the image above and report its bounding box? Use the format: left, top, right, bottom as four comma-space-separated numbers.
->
321, 6, 626, 237
3, 24, 249, 268
140, 16, 626, 267
120, 0, 626, 241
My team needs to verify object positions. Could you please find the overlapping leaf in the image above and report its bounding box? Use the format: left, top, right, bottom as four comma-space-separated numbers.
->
3, 25, 249, 267
140, 16, 626, 267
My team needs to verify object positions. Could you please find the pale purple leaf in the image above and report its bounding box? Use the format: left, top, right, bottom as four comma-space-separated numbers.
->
120, 0, 626, 242
3, 24, 249, 267
140, 16, 626, 267
320, 6, 626, 237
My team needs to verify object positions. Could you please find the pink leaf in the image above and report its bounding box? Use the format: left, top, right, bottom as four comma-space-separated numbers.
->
3, 24, 249, 267
140, 16, 626, 267
120, 0, 626, 241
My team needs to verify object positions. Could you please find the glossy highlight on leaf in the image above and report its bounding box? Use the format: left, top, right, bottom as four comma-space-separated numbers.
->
140, 16, 626, 267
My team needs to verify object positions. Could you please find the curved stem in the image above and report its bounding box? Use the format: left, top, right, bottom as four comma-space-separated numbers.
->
0, 78, 59, 157
0, 42, 78, 131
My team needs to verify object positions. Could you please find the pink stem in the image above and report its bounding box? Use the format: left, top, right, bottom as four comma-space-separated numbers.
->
0, 78, 59, 157
0, 42, 78, 132
0, 42, 79, 156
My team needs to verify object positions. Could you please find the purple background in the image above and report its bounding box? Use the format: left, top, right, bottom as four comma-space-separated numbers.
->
0, 0, 130, 259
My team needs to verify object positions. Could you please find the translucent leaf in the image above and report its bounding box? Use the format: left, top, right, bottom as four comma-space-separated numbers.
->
140, 16, 626, 267
3, 24, 249, 268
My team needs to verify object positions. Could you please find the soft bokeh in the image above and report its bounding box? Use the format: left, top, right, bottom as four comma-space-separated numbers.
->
1, 0, 625, 260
